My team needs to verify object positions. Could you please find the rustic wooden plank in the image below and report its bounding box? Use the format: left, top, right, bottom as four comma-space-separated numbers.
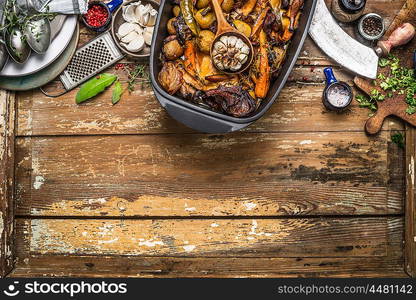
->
15, 217, 398, 258
405, 125, 416, 277
15, 131, 403, 217
0, 90, 16, 277
16, 81, 403, 136
10, 254, 406, 278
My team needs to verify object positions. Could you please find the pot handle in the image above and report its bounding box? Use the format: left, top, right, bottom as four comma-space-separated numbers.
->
154, 90, 249, 133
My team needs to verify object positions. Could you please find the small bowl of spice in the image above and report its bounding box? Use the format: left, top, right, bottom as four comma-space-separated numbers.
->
358, 13, 385, 41
82, 2, 111, 32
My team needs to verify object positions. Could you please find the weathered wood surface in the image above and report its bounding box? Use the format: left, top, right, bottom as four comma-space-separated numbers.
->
10, 0, 409, 277
11, 217, 405, 277
406, 126, 416, 277
15, 131, 403, 217
0, 90, 16, 277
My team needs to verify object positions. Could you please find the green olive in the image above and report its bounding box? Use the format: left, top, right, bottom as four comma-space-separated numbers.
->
194, 9, 216, 29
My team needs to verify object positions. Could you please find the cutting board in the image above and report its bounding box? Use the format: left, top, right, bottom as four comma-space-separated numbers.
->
354, 0, 416, 135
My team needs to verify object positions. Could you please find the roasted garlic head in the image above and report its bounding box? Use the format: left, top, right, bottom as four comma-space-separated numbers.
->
212, 35, 250, 72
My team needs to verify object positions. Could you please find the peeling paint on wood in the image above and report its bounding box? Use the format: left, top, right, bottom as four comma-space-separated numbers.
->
0, 90, 15, 277
17, 218, 392, 257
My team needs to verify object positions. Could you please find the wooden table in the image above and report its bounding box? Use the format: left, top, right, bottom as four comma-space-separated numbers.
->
0, 0, 415, 277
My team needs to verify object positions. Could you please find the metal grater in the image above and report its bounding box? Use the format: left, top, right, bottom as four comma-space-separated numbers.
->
60, 31, 124, 90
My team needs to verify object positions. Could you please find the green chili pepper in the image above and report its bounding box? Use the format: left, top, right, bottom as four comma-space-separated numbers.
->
180, 0, 200, 35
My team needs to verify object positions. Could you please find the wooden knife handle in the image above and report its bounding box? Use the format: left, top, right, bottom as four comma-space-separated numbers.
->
375, 23, 415, 57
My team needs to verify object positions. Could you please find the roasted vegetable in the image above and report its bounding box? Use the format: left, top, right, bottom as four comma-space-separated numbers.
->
174, 15, 193, 44
194, 8, 216, 29
197, 30, 215, 53
204, 85, 256, 117
233, 20, 252, 37
183, 40, 198, 76
196, 0, 210, 9
205, 74, 231, 82
237, 0, 257, 16
268, 0, 281, 11
270, 45, 286, 69
158, 62, 183, 94
251, 7, 270, 39
172, 5, 181, 16
287, 0, 303, 32
221, 0, 235, 12
253, 30, 270, 98
180, 0, 200, 35
163, 39, 184, 60
167, 18, 177, 35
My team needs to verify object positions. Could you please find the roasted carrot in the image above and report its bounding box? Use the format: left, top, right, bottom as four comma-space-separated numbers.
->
254, 30, 270, 98
183, 40, 198, 76
250, 7, 270, 40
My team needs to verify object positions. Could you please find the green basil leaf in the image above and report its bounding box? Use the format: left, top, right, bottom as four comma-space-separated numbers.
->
76, 73, 117, 104
112, 81, 123, 105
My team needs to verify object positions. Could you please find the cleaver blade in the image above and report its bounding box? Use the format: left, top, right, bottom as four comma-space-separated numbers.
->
309, 0, 379, 79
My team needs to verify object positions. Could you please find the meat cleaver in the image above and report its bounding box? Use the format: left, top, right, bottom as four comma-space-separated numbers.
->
309, 0, 415, 79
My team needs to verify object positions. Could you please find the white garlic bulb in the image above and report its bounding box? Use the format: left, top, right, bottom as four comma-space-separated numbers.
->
212, 35, 250, 72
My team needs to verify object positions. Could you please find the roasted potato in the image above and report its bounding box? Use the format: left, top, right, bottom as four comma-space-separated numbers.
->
221, 0, 234, 12
196, 0, 210, 9
167, 18, 177, 35
163, 39, 184, 60
233, 20, 251, 37
194, 9, 216, 29
172, 5, 180, 17
197, 30, 215, 53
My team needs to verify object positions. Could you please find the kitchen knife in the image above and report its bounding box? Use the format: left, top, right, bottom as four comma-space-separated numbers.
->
309, 0, 415, 79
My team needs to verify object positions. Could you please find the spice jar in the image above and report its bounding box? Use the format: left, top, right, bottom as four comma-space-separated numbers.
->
331, 0, 366, 23
323, 68, 353, 112
358, 13, 385, 41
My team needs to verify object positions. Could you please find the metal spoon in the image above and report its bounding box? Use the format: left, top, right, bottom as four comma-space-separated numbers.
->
24, 0, 52, 54
5, 27, 31, 64
0, 42, 8, 71
24, 17, 51, 54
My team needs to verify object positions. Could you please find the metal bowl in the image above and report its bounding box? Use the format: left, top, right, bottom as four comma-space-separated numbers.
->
111, 0, 159, 59
358, 13, 385, 41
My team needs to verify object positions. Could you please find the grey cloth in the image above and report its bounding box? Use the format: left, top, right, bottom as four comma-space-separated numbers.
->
14, 0, 88, 14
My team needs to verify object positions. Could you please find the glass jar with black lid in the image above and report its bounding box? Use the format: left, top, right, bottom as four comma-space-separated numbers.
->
331, 0, 366, 23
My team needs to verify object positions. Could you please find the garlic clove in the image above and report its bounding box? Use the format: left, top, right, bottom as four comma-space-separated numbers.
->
121, 31, 141, 43
147, 9, 158, 26
123, 4, 140, 23
226, 35, 238, 48
125, 36, 145, 52
237, 53, 248, 64
229, 62, 242, 72
143, 26, 154, 45
118, 22, 142, 37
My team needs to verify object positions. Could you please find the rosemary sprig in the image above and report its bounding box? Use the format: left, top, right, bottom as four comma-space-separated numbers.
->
126, 64, 150, 92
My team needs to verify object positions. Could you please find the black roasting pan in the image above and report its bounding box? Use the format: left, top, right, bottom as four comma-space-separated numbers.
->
150, 0, 317, 133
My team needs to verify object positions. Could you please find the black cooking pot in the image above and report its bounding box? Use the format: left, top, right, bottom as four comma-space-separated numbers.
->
150, 0, 317, 133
